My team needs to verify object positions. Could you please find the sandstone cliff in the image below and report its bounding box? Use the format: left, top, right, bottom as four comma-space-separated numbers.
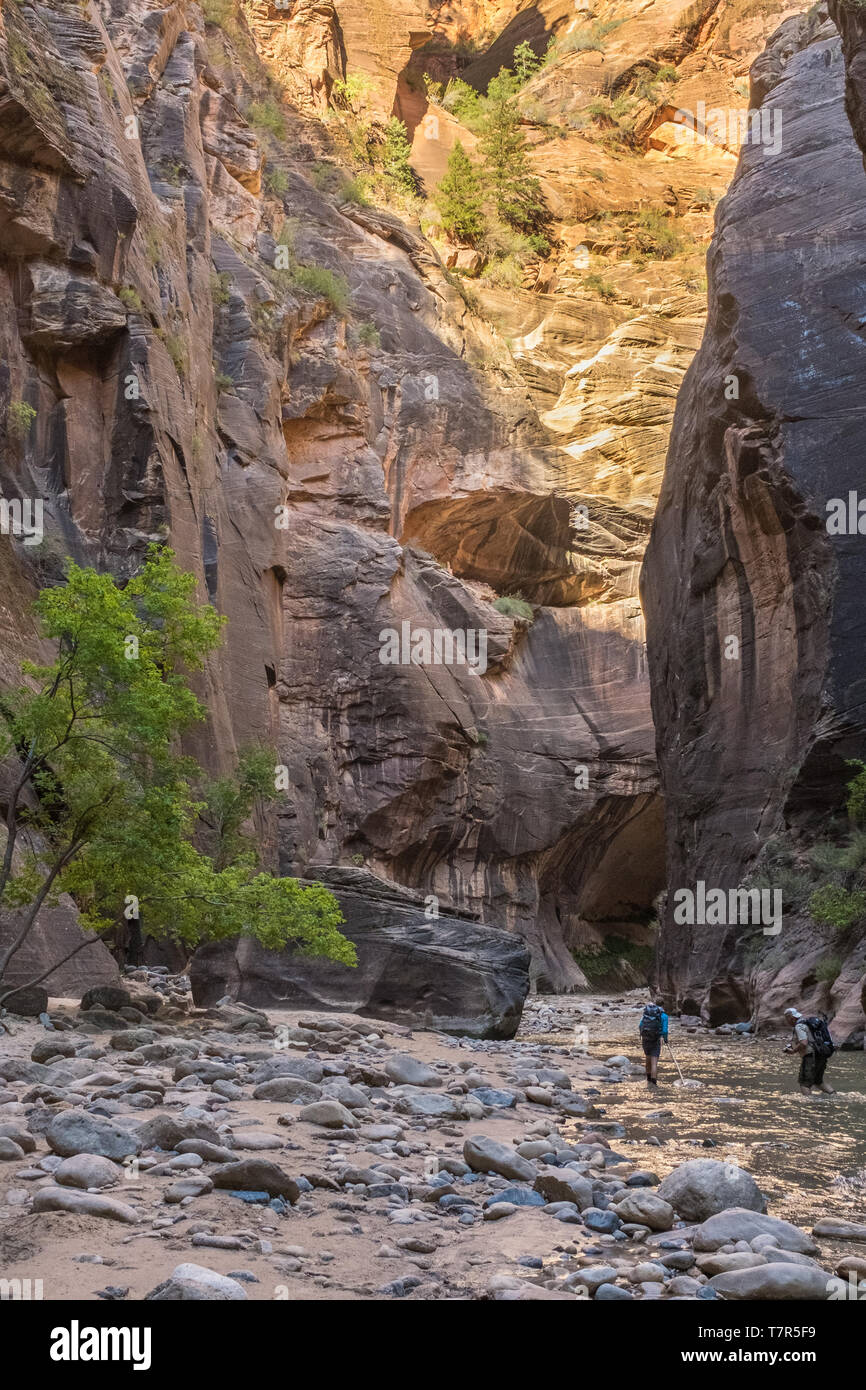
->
642, 3, 866, 1038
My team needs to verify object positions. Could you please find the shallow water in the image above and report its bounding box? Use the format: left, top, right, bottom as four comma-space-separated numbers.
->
519, 995, 866, 1237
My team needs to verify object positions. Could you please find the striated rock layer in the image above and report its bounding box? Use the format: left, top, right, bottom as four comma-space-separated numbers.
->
642, 5, 866, 1035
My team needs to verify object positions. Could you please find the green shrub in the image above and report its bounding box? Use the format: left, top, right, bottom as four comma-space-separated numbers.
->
493, 593, 534, 621
441, 77, 487, 132
118, 286, 143, 312
247, 98, 286, 139
584, 273, 617, 301
573, 934, 654, 984
356, 321, 380, 349
264, 166, 289, 195
808, 884, 866, 930
7, 400, 36, 438
815, 955, 842, 984
210, 271, 231, 306
201, 0, 233, 23
846, 758, 866, 824
214, 370, 234, 392
293, 265, 349, 314
159, 330, 188, 376
635, 209, 683, 259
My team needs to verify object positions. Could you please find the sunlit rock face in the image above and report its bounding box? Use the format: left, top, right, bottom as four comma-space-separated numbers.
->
642, 6, 866, 1036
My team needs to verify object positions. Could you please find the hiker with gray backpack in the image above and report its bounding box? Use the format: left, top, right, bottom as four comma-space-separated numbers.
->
783, 1007, 836, 1096
638, 1002, 668, 1087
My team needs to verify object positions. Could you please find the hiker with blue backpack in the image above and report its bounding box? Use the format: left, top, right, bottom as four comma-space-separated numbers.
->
638, 1002, 668, 1087
783, 1007, 836, 1096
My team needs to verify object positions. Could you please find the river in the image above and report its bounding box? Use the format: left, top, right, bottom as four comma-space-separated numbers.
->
518, 993, 866, 1241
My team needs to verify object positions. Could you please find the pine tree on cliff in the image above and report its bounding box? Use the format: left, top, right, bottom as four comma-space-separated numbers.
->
434, 141, 485, 244
381, 117, 418, 195
478, 68, 549, 239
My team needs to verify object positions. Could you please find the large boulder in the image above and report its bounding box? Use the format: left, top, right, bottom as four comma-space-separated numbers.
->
710, 1265, 839, 1300
45, 1111, 141, 1161
0, 901, 119, 1002
693, 1209, 819, 1255
190, 868, 530, 1039
657, 1160, 765, 1222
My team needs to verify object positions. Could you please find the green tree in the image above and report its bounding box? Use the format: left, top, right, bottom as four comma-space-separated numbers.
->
0, 547, 353, 1006
478, 68, 549, 237
434, 141, 486, 244
512, 39, 542, 85
381, 116, 418, 195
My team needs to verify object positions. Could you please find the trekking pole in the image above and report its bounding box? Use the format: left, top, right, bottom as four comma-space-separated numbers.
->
665, 1037, 686, 1083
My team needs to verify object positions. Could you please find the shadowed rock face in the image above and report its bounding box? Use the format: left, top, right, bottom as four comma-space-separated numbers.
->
189, 866, 531, 1037
642, 7, 866, 1033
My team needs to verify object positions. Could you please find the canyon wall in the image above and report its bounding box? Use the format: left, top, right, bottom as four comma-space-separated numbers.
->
642, 3, 866, 1037
3, 0, 861, 1028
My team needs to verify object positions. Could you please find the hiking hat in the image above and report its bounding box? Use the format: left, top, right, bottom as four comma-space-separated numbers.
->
783, 1007, 801, 1021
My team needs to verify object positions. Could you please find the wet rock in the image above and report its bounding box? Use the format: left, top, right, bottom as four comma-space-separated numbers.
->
46, 1111, 141, 1161
463, 1136, 535, 1182
32, 1187, 139, 1223
470, 1087, 517, 1108
487, 1187, 545, 1208
658, 1160, 765, 1222
567, 1264, 618, 1294
583, 1208, 621, 1234
146, 1263, 247, 1301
